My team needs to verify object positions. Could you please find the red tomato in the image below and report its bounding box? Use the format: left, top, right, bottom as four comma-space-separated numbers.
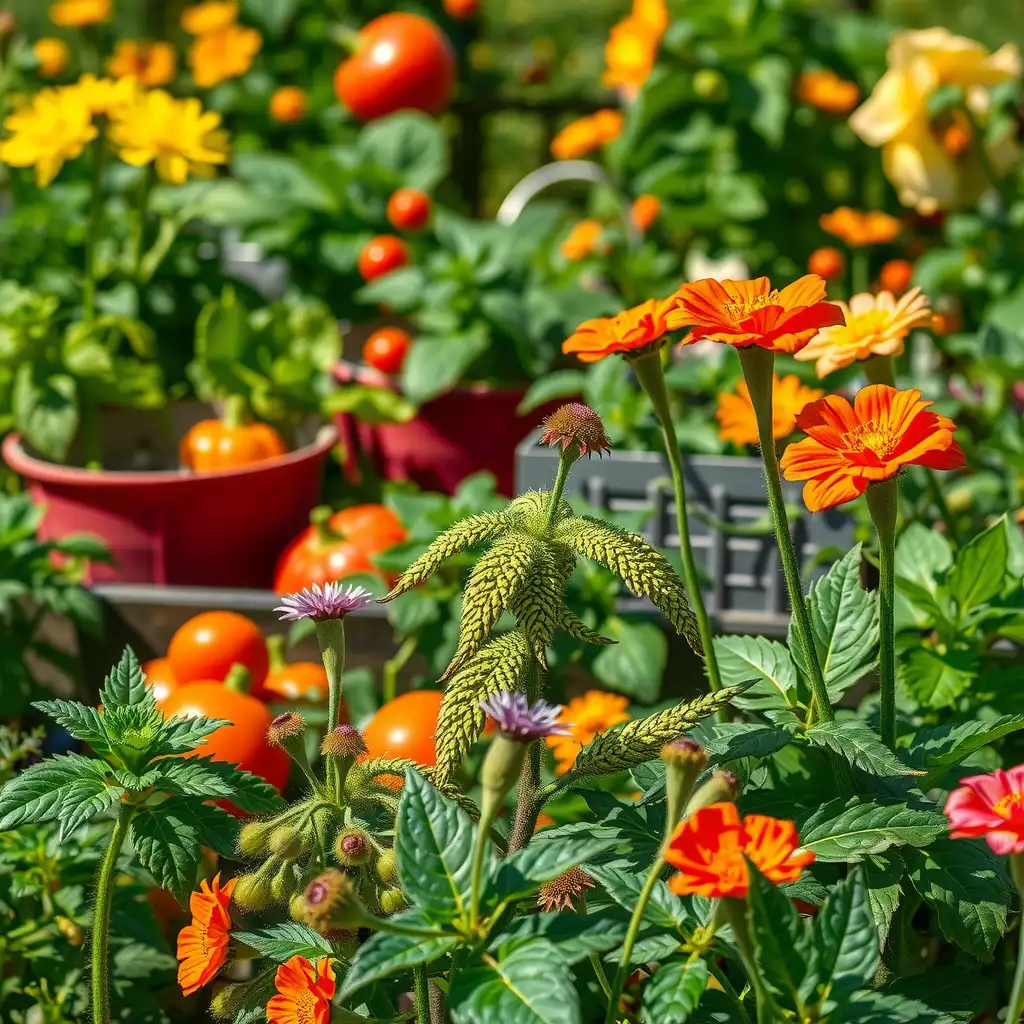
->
167, 612, 270, 699
362, 328, 412, 376
334, 13, 456, 122
444, 0, 479, 17
363, 689, 443, 767
386, 188, 431, 232
160, 683, 290, 797
142, 658, 179, 708
357, 235, 409, 281
273, 504, 406, 594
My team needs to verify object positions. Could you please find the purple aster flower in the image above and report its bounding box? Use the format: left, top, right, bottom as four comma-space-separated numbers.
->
480, 691, 572, 741
275, 582, 374, 622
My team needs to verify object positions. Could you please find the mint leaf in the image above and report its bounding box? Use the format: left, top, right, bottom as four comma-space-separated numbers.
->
806, 721, 920, 778
798, 799, 948, 862
156, 756, 285, 813
99, 646, 148, 710
712, 634, 799, 713
640, 955, 709, 1023
587, 863, 691, 932
748, 867, 812, 1012
864, 855, 902, 946
232, 923, 334, 963
493, 910, 626, 966
0, 753, 118, 833
912, 715, 1024, 788
947, 515, 1008, 614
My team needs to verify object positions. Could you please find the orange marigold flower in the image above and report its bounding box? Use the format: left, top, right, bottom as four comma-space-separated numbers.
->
716, 374, 824, 447
879, 258, 914, 294
819, 207, 902, 247
807, 247, 844, 280
560, 219, 603, 261
591, 108, 624, 143
780, 384, 965, 512
182, 1, 238, 34
795, 68, 861, 115
546, 690, 630, 775
550, 109, 622, 160
795, 288, 932, 378
108, 40, 177, 87
176, 873, 236, 997
665, 802, 814, 898
267, 955, 336, 1024
666, 275, 845, 355
603, 12, 662, 96
188, 23, 261, 88
270, 85, 308, 123
563, 295, 677, 363
49, 0, 110, 27
631, 193, 660, 232
34, 38, 69, 78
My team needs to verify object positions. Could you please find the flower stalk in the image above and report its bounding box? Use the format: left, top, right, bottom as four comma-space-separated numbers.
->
1006, 854, 1024, 1024
630, 348, 723, 697
315, 618, 346, 796
866, 478, 898, 748
83, 134, 106, 323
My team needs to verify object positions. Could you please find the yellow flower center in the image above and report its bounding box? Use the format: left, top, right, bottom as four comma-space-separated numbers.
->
844, 309, 891, 343
294, 989, 321, 1024
994, 792, 1024, 818
841, 420, 898, 458
723, 290, 779, 323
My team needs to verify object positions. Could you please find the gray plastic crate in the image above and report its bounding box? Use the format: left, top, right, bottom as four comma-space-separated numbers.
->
516, 437, 854, 636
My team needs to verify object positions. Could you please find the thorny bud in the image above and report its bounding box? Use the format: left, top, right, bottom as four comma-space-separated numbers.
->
662, 737, 708, 833
537, 867, 595, 913
685, 770, 741, 817
334, 827, 372, 867
302, 869, 367, 931
269, 825, 304, 862
320, 724, 366, 759
379, 887, 408, 915
375, 848, 399, 887
539, 402, 611, 460
267, 711, 307, 748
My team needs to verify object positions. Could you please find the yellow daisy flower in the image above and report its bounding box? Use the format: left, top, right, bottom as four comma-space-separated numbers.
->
181, 1, 238, 35
33, 38, 69, 78
0, 87, 97, 186
66, 74, 138, 118
108, 40, 177, 87
49, 0, 111, 27
188, 24, 262, 89
108, 89, 229, 185
546, 690, 631, 775
795, 287, 933, 378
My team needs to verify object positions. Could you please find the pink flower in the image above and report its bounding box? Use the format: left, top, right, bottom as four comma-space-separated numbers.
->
944, 765, 1024, 855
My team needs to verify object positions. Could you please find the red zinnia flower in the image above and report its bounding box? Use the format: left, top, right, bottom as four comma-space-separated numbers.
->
945, 765, 1024, 855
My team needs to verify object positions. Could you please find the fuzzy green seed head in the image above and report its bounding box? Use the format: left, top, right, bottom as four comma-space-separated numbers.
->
209, 984, 244, 1020
375, 848, 399, 886
333, 827, 372, 867
379, 887, 408, 915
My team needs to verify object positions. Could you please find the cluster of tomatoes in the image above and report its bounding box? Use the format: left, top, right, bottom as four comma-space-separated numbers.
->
145, 609, 446, 800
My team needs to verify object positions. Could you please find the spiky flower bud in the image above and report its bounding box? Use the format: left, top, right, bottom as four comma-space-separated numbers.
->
379, 887, 408, 915
375, 848, 399, 887
334, 827, 372, 867
661, 737, 708, 769
269, 825, 304, 861
267, 711, 307, 748
538, 867, 595, 913
320, 724, 366, 759
539, 402, 611, 460
685, 769, 741, 816
302, 869, 368, 931
662, 737, 708, 832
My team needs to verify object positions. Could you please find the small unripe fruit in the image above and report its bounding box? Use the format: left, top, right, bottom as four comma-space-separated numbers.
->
376, 848, 399, 886
380, 887, 408, 915
238, 822, 268, 857
270, 862, 297, 902
233, 871, 272, 911
334, 827, 372, 867
693, 68, 727, 101
270, 826, 303, 861
289, 893, 307, 922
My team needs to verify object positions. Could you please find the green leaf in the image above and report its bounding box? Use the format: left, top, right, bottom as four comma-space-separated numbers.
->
400, 329, 490, 405
863, 855, 903, 946
641, 955, 709, 1023
52, 533, 112, 562
900, 646, 977, 710
155, 756, 285, 813
232, 153, 337, 212
148, 714, 232, 758
493, 910, 626, 966
99, 646, 148, 710
906, 838, 1010, 960
339, 913, 458, 998
895, 524, 951, 619
449, 939, 581, 1024
835, 990, 958, 1023
912, 715, 1024, 788
517, 371, 587, 414
748, 866, 812, 1012
806, 721, 920, 778
357, 113, 449, 191
322, 384, 416, 424
32, 699, 111, 755
712, 634, 798, 713
490, 835, 617, 905
592, 617, 667, 704
791, 546, 878, 701
588, 863, 688, 932
0, 754, 119, 835
13, 364, 78, 462
809, 867, 878, 1008
242, 0, 299, 35
947, 516, 1008, 613
798, 799, 948, 862
231, 923, 333, 963
396, 770, 482, 922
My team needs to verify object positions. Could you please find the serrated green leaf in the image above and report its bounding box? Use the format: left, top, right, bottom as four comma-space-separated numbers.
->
641, 955, 709, 1024
798, 799, 948, 862
449, 939, 581, 1024
147, 714, 233, 759
900, 646, 977, 710
588, 863, 688, 932
947, 516, 1008, 614
0, 754, 117, 833
155, 756, 285, 813
912, 716, 1024, 788
493, 910, 626, 966
592, 617, 667, 704
32, 699, 112, 755
339, 913, 458, 998
99, 646, 148, 710
232, 923, 334, 963
488, 835, 617, 905
396, 770, 482, 922
749, 867, 813, 1012
863, 855, 902, 946
712, 634, 799, 713
835, 990, 958, 1023
806, 721, 920, 778
906, 838, 1010, 961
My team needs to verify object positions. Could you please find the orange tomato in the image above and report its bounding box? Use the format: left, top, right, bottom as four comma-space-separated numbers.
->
160, 683, 290, 799
387, 188, 432, 232
807, 247, 845, 280
879, 258, 914, 294
444, 0, 479, 17
362, 327, 412, 375
334, 13, 456, 122
270, 85, 308, 123
179, 397, 287, 473
630, 194, 660, 232
262, 634, 335, 706
142, 657, 179, 708
363, 689, 442, 767
357, 235, 409, 281
167, 611, 270, 698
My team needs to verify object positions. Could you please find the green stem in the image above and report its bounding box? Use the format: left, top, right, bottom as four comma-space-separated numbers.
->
544, 449, 577, 533
719, 898, 774, 1024
132, 166, 153, 281
738, 347, 832, 725
707, 959, 751, 1024
413, 964, 430, 1024
83, 135, 107, 323
590, 953, 613, 1000
851, 248, 870, 295
91, 804, 136, 1024
926, 469, 962, 545
863, 353, 895, 386
630, 350, 723, 698
866, 479, 898, 749
382, 634, 418, 705
1007, 855, 1024, 1023
505, 741, 540, 854
604, 854, 664, 1024
315, 619, 347, 798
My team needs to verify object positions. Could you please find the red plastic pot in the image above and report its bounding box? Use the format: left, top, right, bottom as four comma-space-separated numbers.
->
333, 361, 562, 495
3, 425, 338, 588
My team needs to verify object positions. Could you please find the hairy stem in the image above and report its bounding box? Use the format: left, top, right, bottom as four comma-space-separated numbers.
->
866, 479, 898, 748
315, 619, 347, 797
506, 742, 541, 854
91, 804, 136, 1024
719, 897, 775, 1024
413, 964, 430, 1024
83, 134, 107, 323
630, 349, 722, 699
1008, 855, 1024, 1023
544, 448, 577, 533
